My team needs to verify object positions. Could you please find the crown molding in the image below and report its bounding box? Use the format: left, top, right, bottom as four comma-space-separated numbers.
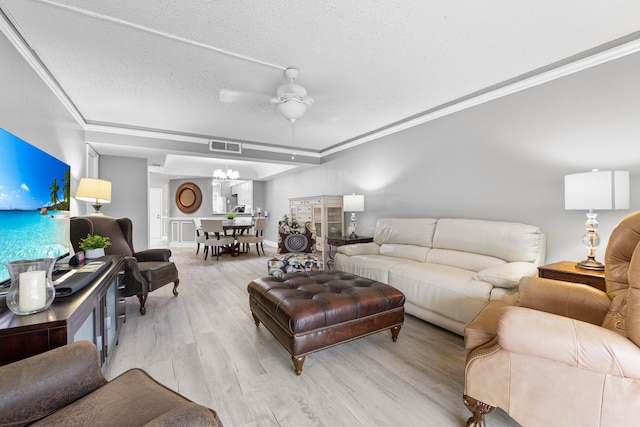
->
0, 5, 86, 127
321, 33, 640, 157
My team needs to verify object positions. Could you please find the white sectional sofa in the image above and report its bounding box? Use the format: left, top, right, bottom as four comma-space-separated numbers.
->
334, 218, 546, 335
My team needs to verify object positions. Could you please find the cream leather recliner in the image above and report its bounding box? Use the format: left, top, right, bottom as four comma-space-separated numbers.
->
463, 211, 640, 427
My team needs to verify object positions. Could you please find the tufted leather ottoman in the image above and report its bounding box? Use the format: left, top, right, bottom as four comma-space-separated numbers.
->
247, 270, 405, 375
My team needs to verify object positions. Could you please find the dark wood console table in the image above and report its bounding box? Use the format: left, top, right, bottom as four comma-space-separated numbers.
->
538, 261, 606, 292
0, 255, 126, 367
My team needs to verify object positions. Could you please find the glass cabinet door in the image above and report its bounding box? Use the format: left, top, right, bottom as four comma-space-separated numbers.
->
313, 206, 322, 238
105, 278, 117, 357
327, 207, 343, 237
73, 309, 100, 361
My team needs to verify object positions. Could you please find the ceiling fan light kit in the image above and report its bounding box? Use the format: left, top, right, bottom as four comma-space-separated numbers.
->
220, 68, 314, 160
278, 101, 307, 122
220, 68, 313, 122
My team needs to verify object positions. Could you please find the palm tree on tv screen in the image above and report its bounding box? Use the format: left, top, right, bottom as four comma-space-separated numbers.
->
49, 178, 59, 207
62, 170, 70, 203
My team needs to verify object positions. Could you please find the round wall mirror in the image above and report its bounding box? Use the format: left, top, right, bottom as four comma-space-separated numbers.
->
175, 182, 202, 213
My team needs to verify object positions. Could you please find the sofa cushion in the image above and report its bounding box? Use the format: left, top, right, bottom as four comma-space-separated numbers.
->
433, 218, 545, 263
373, 218, 437, 247
380, 243, 430, 262
426, 248, 505, 272
389, 263, 492, 324
334, 253, 415, 284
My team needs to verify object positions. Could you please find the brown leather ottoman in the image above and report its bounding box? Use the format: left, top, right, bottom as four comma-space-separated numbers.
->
247, 270, 405, 375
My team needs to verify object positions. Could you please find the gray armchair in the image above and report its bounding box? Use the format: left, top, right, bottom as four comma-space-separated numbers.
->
0, 340, 222, 426
71, 216, 179, 314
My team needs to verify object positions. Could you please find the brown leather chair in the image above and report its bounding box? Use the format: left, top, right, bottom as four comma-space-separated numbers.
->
71, 216, 179, 315
0, 340, 223, 426
463, 211, 640, 427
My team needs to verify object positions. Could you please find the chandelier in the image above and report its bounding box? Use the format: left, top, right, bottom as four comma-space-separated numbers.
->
213, 167, 239, 181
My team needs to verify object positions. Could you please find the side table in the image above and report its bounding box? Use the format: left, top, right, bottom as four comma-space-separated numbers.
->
538, 261, 606, 292
326, 236, 374, 268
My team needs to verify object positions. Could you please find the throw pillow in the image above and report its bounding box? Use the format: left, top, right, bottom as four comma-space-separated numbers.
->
280, 229, 314, 254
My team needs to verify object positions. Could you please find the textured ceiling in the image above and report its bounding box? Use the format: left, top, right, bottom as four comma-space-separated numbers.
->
2, 0, 640, 179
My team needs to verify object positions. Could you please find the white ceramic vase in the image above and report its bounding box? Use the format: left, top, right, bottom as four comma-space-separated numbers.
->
85, 248, 105, 259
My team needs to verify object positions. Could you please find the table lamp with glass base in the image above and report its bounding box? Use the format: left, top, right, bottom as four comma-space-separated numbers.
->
565, 170, 630, 272
577, 209, 604, 270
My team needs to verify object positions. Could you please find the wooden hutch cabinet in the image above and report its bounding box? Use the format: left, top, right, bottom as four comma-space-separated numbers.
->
289, 195, 344, 266
0, 256, 126, 368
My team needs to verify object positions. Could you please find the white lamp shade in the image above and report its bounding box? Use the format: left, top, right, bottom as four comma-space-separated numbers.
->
565, 170, 629, 210
343, 194, 365, 212
75, 178, 112, 203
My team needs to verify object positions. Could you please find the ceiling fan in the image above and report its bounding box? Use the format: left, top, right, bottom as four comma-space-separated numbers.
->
219, 68, 314, 122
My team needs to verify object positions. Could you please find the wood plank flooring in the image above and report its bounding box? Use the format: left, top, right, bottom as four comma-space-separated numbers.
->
105, 246, 520, 427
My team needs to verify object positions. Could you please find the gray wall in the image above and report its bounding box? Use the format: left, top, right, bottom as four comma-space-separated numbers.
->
253, 181, 266, 215
265, 51, 640, 264
0, 30, 86, 208
99, 155, 149, 251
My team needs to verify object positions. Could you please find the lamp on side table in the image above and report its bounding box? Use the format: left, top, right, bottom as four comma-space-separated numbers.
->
343, 194, 365, 239
564, 170, 629, 271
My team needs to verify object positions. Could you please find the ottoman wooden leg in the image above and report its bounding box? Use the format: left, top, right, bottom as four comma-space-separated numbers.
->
251, 312, 260, 327
390, 325, 401, 342
292, 355, 305, 376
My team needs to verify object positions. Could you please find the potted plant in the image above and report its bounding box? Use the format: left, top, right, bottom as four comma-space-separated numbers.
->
78, 234, 111, 259
226, 213, 236, 220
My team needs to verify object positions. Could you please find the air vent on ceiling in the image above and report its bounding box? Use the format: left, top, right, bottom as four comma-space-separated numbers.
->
209, 140, 242, 154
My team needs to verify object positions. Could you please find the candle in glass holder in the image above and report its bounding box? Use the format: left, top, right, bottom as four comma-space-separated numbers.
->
19, 270, 46, 312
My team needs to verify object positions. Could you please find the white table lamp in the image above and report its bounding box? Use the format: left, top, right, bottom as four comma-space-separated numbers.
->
565, 170, 630, 270
75, 178, 112, 215
343, 194, 365, 239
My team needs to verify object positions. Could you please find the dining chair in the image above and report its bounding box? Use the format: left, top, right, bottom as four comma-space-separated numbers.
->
237, 218, 266, 256
193, 218, 206, 255
201, 219, 235, 260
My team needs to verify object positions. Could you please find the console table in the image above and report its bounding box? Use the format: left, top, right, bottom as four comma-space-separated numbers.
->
0, 255, 126, 367
538, 260, 606, 292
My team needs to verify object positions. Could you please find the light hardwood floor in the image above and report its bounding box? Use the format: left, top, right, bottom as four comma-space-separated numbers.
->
106, 246, 520, 427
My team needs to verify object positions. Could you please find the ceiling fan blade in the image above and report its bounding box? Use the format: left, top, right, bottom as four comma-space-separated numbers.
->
219, 88, 275, 103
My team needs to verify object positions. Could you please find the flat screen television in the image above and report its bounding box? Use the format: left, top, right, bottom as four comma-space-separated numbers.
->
0, 128, 71, 286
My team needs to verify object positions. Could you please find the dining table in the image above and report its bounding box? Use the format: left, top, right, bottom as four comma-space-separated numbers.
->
220, 220, 254, 256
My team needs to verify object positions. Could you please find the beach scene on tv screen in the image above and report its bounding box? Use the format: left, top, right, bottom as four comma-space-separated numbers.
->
0, 129, 70, 284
